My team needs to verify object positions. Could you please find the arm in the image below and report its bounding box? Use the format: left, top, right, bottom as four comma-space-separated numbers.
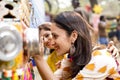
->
33, 36, 59, 80
34, 54, 70, 80
34, 56, 57, 80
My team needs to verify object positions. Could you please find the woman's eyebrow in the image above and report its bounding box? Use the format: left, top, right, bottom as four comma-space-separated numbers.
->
43, 27, 51, 30
39, 26, 51, 31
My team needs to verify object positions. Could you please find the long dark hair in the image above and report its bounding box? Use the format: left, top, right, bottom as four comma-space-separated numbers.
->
54, 11, 92, 78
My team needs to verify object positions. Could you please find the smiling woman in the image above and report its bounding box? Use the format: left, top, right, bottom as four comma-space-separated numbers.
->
33, 11, 120, 80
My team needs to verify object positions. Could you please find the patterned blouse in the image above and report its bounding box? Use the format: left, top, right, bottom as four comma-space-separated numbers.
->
54, 49, 120, 80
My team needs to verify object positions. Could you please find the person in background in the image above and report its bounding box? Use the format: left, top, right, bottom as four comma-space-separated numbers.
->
71, 0, 98, 46
71, 0, 89, 23
115, 23, 120, 41
38, 22, 64, 72
98, 15, 109, 45
32, 11, 120, 80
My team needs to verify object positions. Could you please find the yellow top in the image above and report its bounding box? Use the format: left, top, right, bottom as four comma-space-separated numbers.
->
47, 51, 64, 72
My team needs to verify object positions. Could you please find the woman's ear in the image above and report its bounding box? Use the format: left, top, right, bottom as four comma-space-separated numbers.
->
71, 30, 78, 43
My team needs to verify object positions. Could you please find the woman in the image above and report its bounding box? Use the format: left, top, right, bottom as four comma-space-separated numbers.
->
98, 15, 109, 45
38, 22, 64, 72
38, 22, 119, 73
33, 11, 120, 80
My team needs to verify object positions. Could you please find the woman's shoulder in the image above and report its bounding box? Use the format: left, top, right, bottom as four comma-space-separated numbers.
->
85, 49, 117, 71
91, 49, 116, 63
92, 49, 111, 56
75, 49, 118, 79
73, 49, 119, 80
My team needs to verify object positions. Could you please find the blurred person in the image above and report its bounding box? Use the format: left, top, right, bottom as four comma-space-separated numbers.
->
32, 11, 120, 80
98, 15, 109, 45
71, 0, 98, 46
71, 0, 89, 22
38, 22, 64, 72
115, 23, 120, 41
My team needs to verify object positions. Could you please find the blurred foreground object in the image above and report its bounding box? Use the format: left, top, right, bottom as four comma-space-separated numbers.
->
0, 0, 35, 79
0, 22, 22, 61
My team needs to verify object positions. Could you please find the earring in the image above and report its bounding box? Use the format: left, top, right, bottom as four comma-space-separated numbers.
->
70, 43, 76, 56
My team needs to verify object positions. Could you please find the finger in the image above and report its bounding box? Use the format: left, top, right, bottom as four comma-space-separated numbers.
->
112, 48, 119, 58
111, 48, 116, 56
41, 37, 44, 49
21, 20, 28, 31
107, 45, 114, 53
40, 36, 44, 47
44, 37, 49, 42
108, 45, 119, 58
39, 36, 44, 55
55, 61, 61, 69
107, 41, 114, 49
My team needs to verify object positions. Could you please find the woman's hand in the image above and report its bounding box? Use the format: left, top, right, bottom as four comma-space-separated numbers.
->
107, 41, 119, 58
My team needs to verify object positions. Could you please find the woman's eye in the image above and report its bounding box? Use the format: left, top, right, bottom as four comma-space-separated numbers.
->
44, 34, 49, 38
52, 34, 58, 39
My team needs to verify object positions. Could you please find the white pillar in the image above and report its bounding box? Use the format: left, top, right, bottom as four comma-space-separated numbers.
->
30, 0, 45, 28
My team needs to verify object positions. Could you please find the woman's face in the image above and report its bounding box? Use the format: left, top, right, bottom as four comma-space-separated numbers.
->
50, 24, 72, 56
40, 29, 54, 49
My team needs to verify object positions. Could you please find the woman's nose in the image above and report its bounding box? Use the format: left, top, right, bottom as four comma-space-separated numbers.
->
48, 33, 52, 39
47, 35, 56, 45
